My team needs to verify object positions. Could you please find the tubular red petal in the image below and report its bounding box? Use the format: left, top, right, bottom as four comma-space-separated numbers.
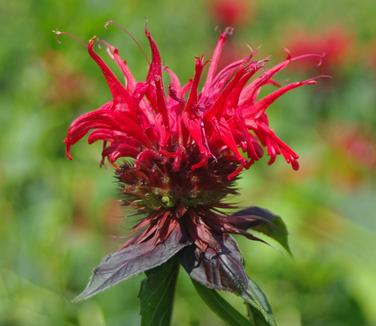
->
88, 38, 133, 104
185, 57, 205, 114
202, 27, 234, 95
164, 66, 182, 97
255, 122, 300, 169
154, 77, 171, 135
210, 52, 257, 90
103, 144, 140, 161
204, 65, 247, 119
145, 28, 163, 83
211, 118, 245, 163
245, 79, 317, 119
240, 53, 323, 107
112, 48, 137, 91
182, 113, 211, 169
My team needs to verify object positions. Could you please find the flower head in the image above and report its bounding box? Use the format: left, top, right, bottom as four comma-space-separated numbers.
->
65, 27, 319, 300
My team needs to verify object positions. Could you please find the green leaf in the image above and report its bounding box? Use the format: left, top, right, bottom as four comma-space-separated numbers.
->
139, 257, 180, 326
192, 280, 252, 326
247, 304, 270, 326
241, 277, 277, 326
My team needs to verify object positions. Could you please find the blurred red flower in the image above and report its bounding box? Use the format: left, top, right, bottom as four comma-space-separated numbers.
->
367, 41, 376, 70
285, 27, 353, 73
206, 0, 253, 27
43, 50, 90, 105
330, 125, 376, 170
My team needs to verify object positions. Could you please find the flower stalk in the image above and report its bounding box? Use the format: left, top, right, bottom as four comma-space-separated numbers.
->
139, 257, 180, 326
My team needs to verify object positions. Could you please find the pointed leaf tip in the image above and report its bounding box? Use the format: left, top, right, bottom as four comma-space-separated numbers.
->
242, 277, 278, 326
73, 225, 191, 301
233, 206, 292, 255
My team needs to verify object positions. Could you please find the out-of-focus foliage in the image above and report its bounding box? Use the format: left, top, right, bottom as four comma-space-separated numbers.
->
0, 0, 375, 325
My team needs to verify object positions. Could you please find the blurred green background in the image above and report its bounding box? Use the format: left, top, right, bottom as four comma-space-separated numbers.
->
1, 0, 376, 325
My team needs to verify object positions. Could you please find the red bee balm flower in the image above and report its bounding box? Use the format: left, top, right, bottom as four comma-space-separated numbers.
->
285, 27, 352, 73
65, 27, 319, 313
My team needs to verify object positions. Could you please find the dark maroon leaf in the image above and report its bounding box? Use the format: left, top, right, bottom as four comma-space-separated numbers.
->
180, 236, 248, 293
233, 206, 277, 220
181, 235, 277, 325
232, 206, 291, 254
73, 224, 191, 301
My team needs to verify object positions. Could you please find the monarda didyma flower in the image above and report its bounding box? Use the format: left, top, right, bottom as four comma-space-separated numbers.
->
63, 25, 320, 324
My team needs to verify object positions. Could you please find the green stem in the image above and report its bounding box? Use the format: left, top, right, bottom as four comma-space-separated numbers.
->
139, 257, 180, 326
193, 280, 253, 326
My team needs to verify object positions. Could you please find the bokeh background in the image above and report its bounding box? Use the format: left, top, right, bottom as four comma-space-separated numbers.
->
1, 0, 376, 325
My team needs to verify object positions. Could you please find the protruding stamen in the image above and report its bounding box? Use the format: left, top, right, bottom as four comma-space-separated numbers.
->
97, 38, 115, 59
223, 26, 235, 37
317, 53, 326, 67
245, 43, 259, 57
52, 30, 86, 47
283, 47, 292, 60
104, 20, 150, 64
